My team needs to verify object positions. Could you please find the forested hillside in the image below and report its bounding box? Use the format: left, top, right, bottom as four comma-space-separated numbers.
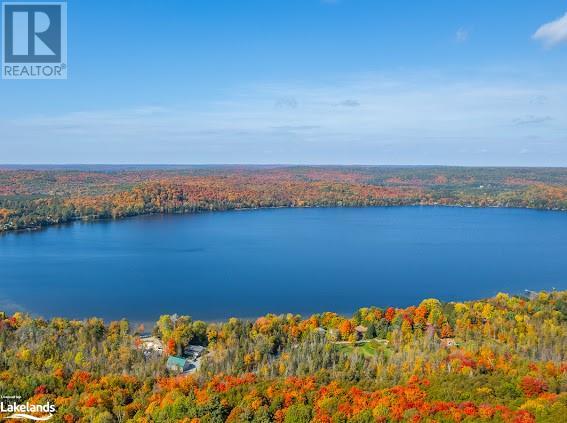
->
1, 291, 566, 422
1, 166, 567, 232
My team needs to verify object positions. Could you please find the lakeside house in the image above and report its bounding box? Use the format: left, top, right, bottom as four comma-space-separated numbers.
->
166, 356, 192, 373
138, 335, 164, 355
184, 345, 205, 360
355, 325, 368, 340
136, 335, 206, 374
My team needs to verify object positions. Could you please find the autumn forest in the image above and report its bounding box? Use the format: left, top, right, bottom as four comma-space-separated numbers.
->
1, 166, 567, 422
1, 166, 567, 233
0, 291, 566, 422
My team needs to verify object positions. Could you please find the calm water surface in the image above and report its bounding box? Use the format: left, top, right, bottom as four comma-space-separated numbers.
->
1, 207, 566, 323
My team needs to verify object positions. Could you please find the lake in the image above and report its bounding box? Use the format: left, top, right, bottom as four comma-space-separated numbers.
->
1, 206, 566, 323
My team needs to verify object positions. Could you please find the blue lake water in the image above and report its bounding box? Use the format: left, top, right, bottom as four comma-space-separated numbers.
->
0, 207, 566, 323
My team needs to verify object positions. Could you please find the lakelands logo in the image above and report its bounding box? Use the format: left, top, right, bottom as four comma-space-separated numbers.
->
2, 1, 67, 79
0, 396, 56, 421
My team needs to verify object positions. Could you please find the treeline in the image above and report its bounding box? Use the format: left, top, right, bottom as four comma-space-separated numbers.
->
0, 175, 425, 232
1, 291, 566, 422
1, 166, 567, 232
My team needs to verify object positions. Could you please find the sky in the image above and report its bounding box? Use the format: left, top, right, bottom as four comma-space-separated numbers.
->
1, 0, 567, 166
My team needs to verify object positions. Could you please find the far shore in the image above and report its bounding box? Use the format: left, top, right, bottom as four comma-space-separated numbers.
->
2, 201, 566, 236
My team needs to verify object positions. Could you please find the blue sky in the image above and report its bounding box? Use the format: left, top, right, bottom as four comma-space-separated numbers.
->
1, 0, 567, 165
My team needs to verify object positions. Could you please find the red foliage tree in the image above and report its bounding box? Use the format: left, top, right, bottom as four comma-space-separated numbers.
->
520, 376, 548, 398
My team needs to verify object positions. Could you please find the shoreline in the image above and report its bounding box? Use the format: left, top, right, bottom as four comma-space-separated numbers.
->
2, 201, 566, 236
2, 286, 561, 327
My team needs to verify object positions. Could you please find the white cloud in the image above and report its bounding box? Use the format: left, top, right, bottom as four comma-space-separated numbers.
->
513, 115, 552, 126
337, 99, 360, 107
533, 12, 567, 47
455, 28, 469, 43
2, 69, 567, 165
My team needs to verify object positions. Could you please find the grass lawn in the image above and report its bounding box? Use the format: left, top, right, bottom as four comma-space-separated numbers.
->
336, 339, 389, 358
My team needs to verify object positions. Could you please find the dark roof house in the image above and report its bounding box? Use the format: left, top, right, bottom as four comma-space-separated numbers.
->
184, 345, 205, 358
